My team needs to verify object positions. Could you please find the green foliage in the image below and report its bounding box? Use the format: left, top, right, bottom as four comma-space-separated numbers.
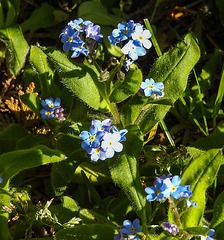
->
121, 33, 200, 134
0, 25, 29, 75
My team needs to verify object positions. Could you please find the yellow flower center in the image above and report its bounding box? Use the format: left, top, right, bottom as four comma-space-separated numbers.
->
171, 186, 177, 192
139, 36, 143, 40
109, 142, 113, 146
46, 112, 51, 116
79, 24, 85, 28
96, 148, 101, 153
89, 136, 95, 141
100, 127, 105, 131
49, 104, 54, 108
149, 85, 154, 89
68, 37, 73, 43
129, 227, 135, 232
156, 189, 161, 195
203, 235, 208, 238
123, 30, 129, 34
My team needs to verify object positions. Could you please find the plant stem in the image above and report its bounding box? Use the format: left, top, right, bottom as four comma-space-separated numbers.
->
159, 120, 176, 147
193, 68, 209, 135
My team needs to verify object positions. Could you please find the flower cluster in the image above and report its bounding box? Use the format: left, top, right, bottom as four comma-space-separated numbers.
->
40, 97, 66, 121
114, 218, 141, 240
108, 20, 152, 68
163, 222, 179, 234
145, 174, 193, 202
60, 18, 103, 58
79, 119, 128, 161
140, 78, 164, 97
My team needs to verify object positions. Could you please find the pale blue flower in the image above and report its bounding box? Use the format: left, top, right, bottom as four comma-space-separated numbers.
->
60, 26, 81, 52
145, 177, 170, 201
87, 147, 107, 162
112, 126, 128, 142
40, 108, 54, 119
71, 42, 89, 58
132, 24, 152, 49
101, 132, 123, 158
121, 40, 146, 61
41, 97, 61, 110
68, 18, 92, 32
121, 218, 142, 234
79, 125, 104, 150
140, 78, 164, 97
186, 200, 198, 207
91, 119, 111, 133
85, 23, 103, 43
200, 227, 216, 240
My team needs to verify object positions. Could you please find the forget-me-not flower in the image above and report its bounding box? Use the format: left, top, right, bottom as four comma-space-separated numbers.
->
87, 147, 107, 162
140, 78, 164, 97
41, 97, 61, 110
91, 119, 111, 133
40, 108, 55, 119
121, 218, 142, 234
145, 177, 170, 202
121, 40, 146, 61
200, 227, 216, 240
112, 126, 128, 142
163, 175, 192, 200
68, 18, 92, 32
79, 125, 104, 150
85, 23, 103, 43
132, 24, 152, 49
101, 132, 123, 158
186, 200, 198, 207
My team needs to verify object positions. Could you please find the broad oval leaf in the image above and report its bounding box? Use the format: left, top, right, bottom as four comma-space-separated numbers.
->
109, 67, 142, 103
173, 148, 222, 227
42, 47, 109, 112
0, 145, 65, 188
0, 25, 29, 76
121, 33, 200, 134
55, 224, 116, 240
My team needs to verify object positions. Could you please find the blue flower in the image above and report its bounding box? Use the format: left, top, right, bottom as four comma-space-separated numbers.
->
163, 222, 179, 234
108, 33, 122, 45
121, 40, 146, 61
114, 230, 124, 240
116, 20, 135, 41
40, 108, 54, 119
121, 218, 142, 234
60, 26, 81, 52
112, 126, 128, 142
0, 177, 3, 183
68, 18, 92, 32
163, 175, 192, 200
131, 24, 152, 49
200, 227, 216, 240
186, 200, 198, 207
87, 147, 107, 162
85, 23, 103, 43
145, 177, 170, 201
71, 42, 89, 58
124, 59, 134, 71
140, 78, 164, 97
91, 119, 111, 133
41, 97, 61, 110
79, 125, 104, 150
101, 132, 123, 158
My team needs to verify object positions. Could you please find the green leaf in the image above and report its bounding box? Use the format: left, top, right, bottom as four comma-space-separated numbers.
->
79, 209, 112, 225
121, 33, 200, 134
78, 1, 122, 26
184, 227, 208, 235
216, 0, 224, 27
21, 3, 54, 31
211, 190, 224, 232
0, 188, 13, 240
175, 149, 222, 227
42, 47, 109, 112
0, 145, 65, 188
55, 224, 116, 240
30, 45, 54, 98
0, 124, 29, 154
49, 196, 79, 224
0, 25, 29, 76
20, 93, 42, 117
0, 2, 4, 27
108, 126, 146, 214
109, 67, 142, 103
5, 0, 20, 26
190, 122, 224, 150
